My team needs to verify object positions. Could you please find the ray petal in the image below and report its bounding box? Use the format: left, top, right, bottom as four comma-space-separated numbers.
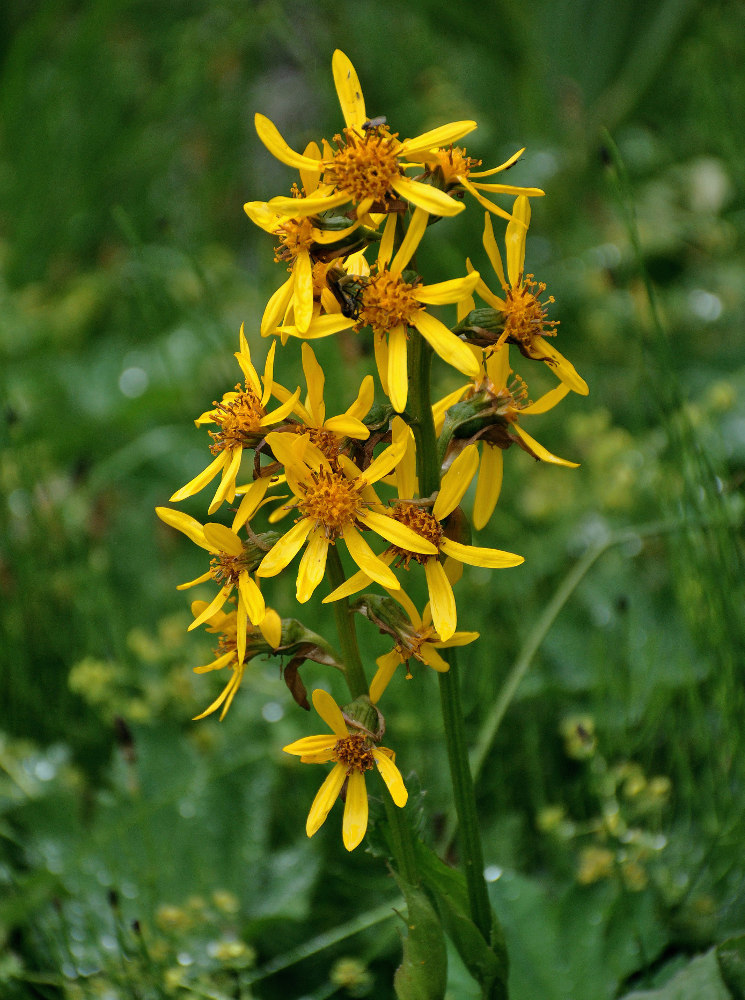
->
256, 517, 314, 577
513, 424, 579, 467
306, 763, 346, 837
358, 510, 438, 554
255, 113, 323, 171
373, 749, 408, 806
156, 507, 209, 549
412, 310, 480, 377
473, 444, 504, 531
433, 444, 479, 519
342, 524, 400, 590
370, 650, 402, 704
343, 772, 369, 851
439, 536, 524, 568
400, 120, 477, 157
392, 176, 464, 218
506, 195, 531, 288
296, 526, 330, 603
424, 559, 457, 641
312, 688, 349, 737
332, 50, 366, 130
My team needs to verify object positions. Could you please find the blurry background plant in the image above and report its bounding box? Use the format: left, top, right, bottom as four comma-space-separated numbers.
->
1, 0, 744, 997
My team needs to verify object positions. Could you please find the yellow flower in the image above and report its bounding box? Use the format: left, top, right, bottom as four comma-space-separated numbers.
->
256, 50, 476, 221
155, 507, 269, 634
169, 326, 300, 514
189, 600, 282, 721
283, 689, 407, 851
279, 207, 481, 412
418, 145, 545, 222
433, 344, 579, 529
369, 585, 479, 703
471, 203, 588, 395
270, 343, 374, 466
324, 418, 523, 640
245, 166, 364, 337
255, 429, 438, 602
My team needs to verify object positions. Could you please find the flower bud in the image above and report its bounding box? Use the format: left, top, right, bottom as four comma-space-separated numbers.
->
342, 695, 383, 740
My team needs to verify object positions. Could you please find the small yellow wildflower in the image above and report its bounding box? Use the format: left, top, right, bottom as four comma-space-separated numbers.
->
577, 845, 615, 885
433, 343, 578, 529
270, 343, 374, 466
418, 145, 545, 222
257, 50, 476, 221
255, 429, 437, 602
369, 586, 479, 703
245, 164, 363, 337
325, 418, 523, 640
283, 689, 407, 851
155, 508, 270, 636
189, 600, 281, 721
470, 203, 588, 395
169, 326, 300, 514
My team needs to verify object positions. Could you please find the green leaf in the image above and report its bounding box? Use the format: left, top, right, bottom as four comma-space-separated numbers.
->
620, 950, 731, 999
393, 881, 448, 1000
413, 840, 508, 1000
718, 934, 745, 1000
488, 870, 669, 1000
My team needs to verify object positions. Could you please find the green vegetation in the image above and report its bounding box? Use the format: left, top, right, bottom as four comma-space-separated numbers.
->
2, 1, 744, 996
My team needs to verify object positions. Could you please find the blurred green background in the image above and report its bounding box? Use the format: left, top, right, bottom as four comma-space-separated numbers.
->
2, 0, 744, 997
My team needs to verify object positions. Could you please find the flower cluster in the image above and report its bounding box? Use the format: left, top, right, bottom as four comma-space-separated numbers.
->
157, 51, 586, 851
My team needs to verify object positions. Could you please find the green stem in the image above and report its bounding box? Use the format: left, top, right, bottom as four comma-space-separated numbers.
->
408, 333, 440, 497
326, 545, 419, 886
383, 792, 419, 886
409, 328, 493, 940
438, 655, 493, 940
326, 546, 368, 699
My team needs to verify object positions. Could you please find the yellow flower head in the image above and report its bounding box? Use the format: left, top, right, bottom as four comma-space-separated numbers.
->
283, 689, 407, 851
433, 344, 579, 529
471, 202, 588, 395
189, 600, 282, 721
324, 418, 523, 640
418, 145, 545, 222
368, 586, 479, 703
169, 326, 301, 514
155, 507, 270, 635
255, 50, 476, 222
245, 168, 364, 337
255, 429, 437, 603
270, 343, 374, 468
286, 208, 481, 412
